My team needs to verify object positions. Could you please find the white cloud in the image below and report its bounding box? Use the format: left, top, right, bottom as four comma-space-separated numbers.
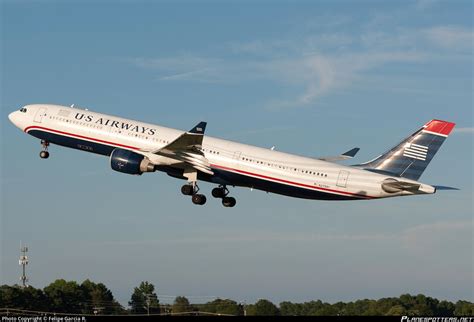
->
401, 220, 471, 238
264, 51, 426, 109
159, 68, 214, 81
300, 55, 336, 103
400, 220, 473, 254
129, 24, 471, 109
415, 0, 440, 10
131, 56, 218, 71
228, 39, 293, 56
424, 26, 474, 50
131, 49, 426, 109
130, 56, 226, 83
102, 231, 391, 246
103, 220, 472, 246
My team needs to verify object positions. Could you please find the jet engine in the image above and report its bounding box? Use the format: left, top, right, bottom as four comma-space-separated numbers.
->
110, 148, 155, 175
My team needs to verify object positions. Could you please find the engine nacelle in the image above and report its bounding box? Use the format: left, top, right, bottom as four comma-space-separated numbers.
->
110, 148, 155, 175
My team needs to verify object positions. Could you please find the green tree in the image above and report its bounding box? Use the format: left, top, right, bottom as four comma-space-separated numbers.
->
0, 285, 50, 311
437, 300, 455, 316
303, 300, 324, 315
80, 279, 124, 315
201, 298, 243, 315
247, 299, 279, 316
454, 300, 474, 316
43, 279, 86, 313
128, 281, 160, 314
411, 294, 438, 315
1, 285, 27, 309
172, 296, 191, 314
280, 301, 301, 316
377, 297, 402, 315
399, 294, 416, 310
362, 300, 381, 315
386, 305, 408, 316
315, 302, 340, 315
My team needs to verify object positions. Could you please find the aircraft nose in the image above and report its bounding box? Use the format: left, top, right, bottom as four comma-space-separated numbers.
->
8, 111, 21, 128
8, 111, 16, 123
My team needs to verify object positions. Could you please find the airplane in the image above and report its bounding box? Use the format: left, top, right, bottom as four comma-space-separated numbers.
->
8, 104, 457, 207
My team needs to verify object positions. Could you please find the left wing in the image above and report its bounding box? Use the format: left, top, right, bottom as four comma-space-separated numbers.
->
318, 147, 360, 162
150, 121, 214, 175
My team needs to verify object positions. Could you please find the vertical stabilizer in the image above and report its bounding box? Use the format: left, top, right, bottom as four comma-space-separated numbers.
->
355, 119, 455, 180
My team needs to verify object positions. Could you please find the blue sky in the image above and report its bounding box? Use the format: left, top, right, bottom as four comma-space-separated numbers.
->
1, 0, 473, 306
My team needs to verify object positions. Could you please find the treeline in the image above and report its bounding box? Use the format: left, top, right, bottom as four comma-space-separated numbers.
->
1, 279, 473, 316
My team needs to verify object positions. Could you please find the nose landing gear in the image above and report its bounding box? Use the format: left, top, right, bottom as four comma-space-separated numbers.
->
39, 140, 50, 159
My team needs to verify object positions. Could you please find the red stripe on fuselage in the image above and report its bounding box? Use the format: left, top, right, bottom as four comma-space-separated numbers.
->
25, 125, 375, 199
24, 125, 140, 151
210, 164, 374, 199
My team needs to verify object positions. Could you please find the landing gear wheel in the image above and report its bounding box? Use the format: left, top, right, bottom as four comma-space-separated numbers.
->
181, 184, 194, 196
39, 151, 49, 159
192, 194, 207, 205
40, 140, 50, 159
212, 186, 228, 198
222, 196, 236, 208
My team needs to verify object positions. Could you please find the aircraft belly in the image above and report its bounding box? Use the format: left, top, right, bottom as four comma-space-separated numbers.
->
209, 164, 369, 200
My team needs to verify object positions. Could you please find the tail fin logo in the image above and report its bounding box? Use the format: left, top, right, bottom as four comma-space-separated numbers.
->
403, 143, 428, 161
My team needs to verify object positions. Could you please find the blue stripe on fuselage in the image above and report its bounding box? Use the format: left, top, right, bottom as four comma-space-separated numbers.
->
28, 129, 357, 201
28, 129, 116, 156
199, 168, 358, 200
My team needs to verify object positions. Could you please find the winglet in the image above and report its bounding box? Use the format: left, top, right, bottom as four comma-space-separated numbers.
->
342, 147, 360, 158
189, 121, 207, 134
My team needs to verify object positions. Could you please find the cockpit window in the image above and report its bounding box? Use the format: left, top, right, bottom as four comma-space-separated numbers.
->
20, 108, 27, 113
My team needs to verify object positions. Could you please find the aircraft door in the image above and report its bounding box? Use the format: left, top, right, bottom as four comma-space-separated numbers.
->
33, 107, 47, 123
232, 151, 242, 169
336, 170, 350, 188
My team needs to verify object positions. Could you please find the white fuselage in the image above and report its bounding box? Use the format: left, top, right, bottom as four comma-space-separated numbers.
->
9, 104, 435, 201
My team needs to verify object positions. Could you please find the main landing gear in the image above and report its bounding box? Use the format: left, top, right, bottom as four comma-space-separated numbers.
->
181, 183, 236, 207
181, 169, 236, 207
181, 183, 207, 206
212, 185, 236, 208
39, 140, 50, 159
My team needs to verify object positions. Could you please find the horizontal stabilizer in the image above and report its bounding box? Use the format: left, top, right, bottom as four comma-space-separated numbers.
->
433, 185, 459, 191
318, 147, 360, 162
342, 147, 360, 158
